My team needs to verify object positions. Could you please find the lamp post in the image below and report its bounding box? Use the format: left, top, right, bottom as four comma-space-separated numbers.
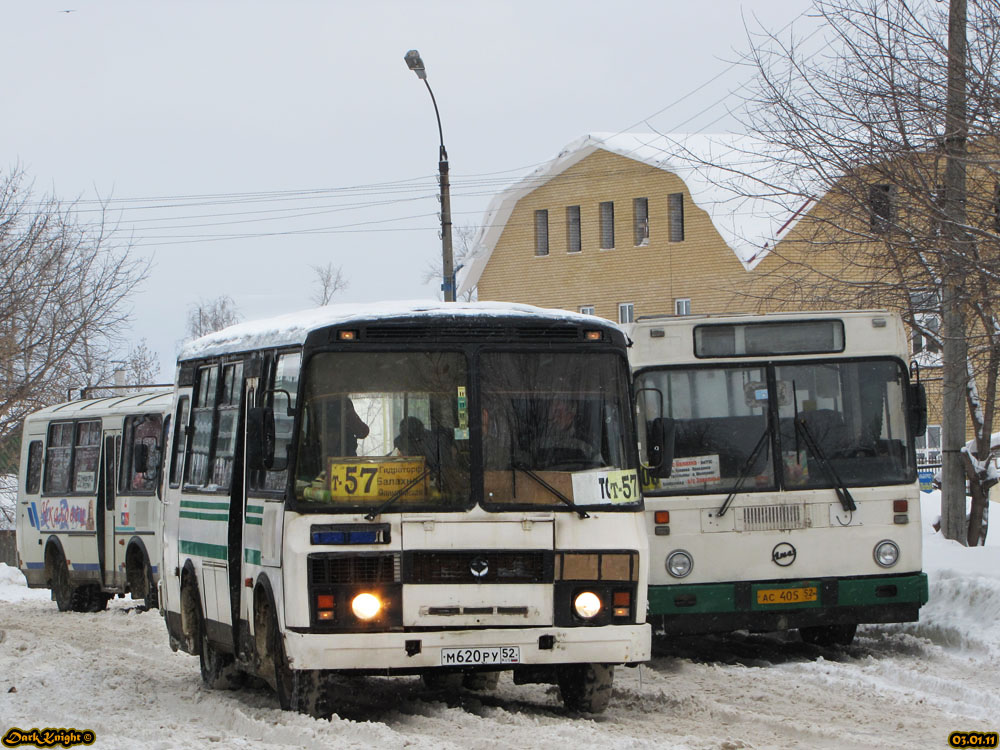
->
404, 49, 455, 302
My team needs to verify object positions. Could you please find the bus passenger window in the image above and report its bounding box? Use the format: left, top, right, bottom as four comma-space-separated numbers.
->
170, 397, 190, 488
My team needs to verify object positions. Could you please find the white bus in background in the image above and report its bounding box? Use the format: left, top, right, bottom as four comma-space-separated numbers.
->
159, 302, 649, 714
16, 390, 172, 611
629, 311, 928, 646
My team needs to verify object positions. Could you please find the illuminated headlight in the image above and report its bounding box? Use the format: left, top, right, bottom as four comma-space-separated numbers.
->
351, 593, 382, 620
573, 591, 602, 619
874, 540, 900, 568
666, 550, 693, 578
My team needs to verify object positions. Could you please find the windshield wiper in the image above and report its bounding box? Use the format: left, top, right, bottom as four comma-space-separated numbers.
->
795, 418, 857, 512
364, 468, 431, 521
717, 426, 771, 518
512, 462, 590, 519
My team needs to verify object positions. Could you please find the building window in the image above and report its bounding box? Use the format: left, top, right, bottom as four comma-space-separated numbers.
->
910, 290, 941, 354
600, 201, 615, 249
634, 197, 649, 245
870, 184, 894, 233
668, 193, 685, 242
915, 424, 941, 466
579, 305, 595, 316
993, 183, 1000, 233
566, 205, 581, 253
618, 303, 634, 324
675, 298, 691, 316
534, 209, 549, 256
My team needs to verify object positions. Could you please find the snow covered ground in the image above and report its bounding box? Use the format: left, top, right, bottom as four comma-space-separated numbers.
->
1, 492, 998, 750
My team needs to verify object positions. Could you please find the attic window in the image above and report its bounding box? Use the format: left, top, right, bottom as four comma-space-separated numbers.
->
600, 202, 615, 249
534, 209, 549, 256
668, 193, 685, 242
870, 184, 894, 234
634, 198, 649, 245
566, 205, 581, 253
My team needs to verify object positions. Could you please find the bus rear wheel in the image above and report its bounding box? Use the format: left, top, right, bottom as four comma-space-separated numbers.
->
557, 663, 614, 713
799, 623, 857, 647
48, 549, 74, 612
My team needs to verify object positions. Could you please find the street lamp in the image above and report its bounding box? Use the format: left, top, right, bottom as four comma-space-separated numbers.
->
404, 49, 455, 302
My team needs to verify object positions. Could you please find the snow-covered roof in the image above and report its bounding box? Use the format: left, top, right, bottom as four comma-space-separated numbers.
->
25, 390, 174, 422
459, 132, 813, 296
179, 299, 617, 360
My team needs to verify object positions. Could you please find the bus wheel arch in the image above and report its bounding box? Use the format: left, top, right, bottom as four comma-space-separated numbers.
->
252, 577, 319, 713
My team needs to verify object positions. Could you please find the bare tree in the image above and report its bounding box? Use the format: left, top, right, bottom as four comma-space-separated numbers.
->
422, 224, 479, 301
0, 167, 148, 450
722, 0, 1000, 544
310, 262, 349, 306
186, 295, 242, 339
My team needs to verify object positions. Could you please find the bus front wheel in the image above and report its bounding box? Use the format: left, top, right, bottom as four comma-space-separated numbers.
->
557, 663, 614, 713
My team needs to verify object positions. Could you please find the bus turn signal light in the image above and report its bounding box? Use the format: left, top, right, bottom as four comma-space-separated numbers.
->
654, 511, 670, 524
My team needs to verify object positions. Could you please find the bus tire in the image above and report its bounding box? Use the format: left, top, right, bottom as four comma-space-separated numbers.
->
799, 623, 857, 647
199, 625, 241, 690
77, 585, 111, 613
46, 547, 74, 612
127, 547, 157, 609
557, 663, 614, 714
265, 606, 323, 714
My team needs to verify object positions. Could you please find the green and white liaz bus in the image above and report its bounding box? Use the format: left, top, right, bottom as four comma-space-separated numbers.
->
629, 311, 928, 646
160, 301, 649, 714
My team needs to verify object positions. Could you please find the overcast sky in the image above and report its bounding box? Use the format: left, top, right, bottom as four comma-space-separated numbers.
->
0, 0, 815, 380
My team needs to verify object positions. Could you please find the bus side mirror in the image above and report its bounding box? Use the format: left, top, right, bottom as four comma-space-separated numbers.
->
910, 382, 927, 438
645, 417, 676, 479
247, 407, 276, 471
132, 443, 149, 474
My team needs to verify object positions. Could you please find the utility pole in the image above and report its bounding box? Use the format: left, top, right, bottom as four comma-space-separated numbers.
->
940, 0, 970, 544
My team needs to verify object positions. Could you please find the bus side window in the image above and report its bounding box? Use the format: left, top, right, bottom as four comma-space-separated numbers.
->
44, 422, 74, 495
25, 441, 42, 495
170, 396, 190, 489
120, 414, 165, 494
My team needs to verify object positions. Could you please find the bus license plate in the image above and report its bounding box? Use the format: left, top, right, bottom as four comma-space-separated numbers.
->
440, 646, 520, 666
756, 586, 818, 605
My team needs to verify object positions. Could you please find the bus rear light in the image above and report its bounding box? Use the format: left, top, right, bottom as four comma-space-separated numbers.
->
654, 511, 670, 524
893, 500, 908, 512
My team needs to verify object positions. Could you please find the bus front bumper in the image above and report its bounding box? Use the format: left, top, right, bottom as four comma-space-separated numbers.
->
282, 623, 650, 672
648, 572, 928, 636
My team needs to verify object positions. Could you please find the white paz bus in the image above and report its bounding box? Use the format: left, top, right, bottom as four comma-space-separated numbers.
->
16, 390, 172, 611
159, 302, 649, 714
629, 311, 928, 646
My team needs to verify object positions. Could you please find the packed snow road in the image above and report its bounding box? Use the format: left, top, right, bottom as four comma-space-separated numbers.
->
1, 570, 997, 750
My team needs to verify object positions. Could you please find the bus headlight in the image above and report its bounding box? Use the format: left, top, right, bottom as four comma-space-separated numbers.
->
874, 540, 900, 568
351, 593, 382, 620
666, 550, 693, 578
573, 591, 602, 619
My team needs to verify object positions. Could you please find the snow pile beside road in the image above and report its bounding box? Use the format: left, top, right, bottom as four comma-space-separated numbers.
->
0, 563, 49, 602
908, 492, 1000, 659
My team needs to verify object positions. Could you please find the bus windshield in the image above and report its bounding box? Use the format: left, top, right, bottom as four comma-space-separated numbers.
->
292, 349, 638, 511
481, 351, 637, 509
636, 357, 914, 495
295, 351, 471, 510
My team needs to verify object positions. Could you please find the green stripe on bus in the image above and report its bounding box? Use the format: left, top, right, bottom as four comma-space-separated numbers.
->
179, 540, 228, 560
244, 548, 261, 565
246, 504, 264, 515
245, 516, 263, 526
180, 511, 229, 522
180, 500, 231, 510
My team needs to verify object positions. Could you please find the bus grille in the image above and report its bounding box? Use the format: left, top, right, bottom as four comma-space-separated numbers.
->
308, 553, 399, 585
404, 551, 552, 584
741, 504, 805, 531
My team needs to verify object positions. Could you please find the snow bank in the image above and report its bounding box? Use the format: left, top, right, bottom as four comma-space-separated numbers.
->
904, 492, 1000, 659
0, 562, 49, 603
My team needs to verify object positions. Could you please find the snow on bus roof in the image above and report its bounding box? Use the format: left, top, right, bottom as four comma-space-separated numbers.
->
178, 299, 612, 361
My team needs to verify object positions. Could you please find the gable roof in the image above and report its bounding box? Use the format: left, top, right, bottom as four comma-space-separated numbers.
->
459, 132, 811, 296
